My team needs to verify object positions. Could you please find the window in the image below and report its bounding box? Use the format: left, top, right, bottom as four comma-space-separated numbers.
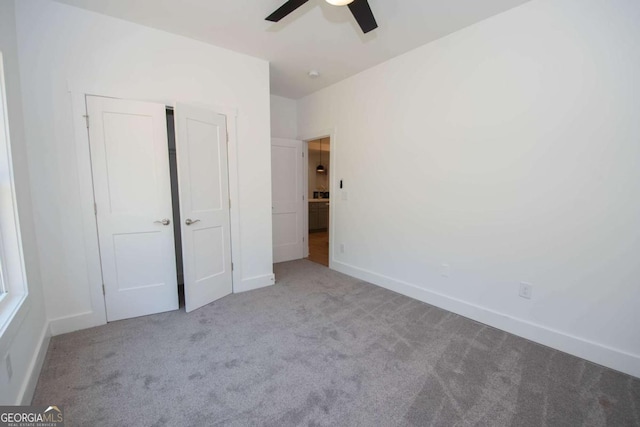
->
0, 52, 28, 334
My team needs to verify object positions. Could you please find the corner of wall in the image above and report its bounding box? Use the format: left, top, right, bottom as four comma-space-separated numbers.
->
48, 311, 104, 337
18, 320, 50, 405
270, 94, 298, 139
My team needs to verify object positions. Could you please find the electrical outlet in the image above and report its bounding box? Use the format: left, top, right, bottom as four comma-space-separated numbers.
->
519, 282, 533, 300
5, 353, 12, 380
339, 243, 345, 254
440, 263, 450, 278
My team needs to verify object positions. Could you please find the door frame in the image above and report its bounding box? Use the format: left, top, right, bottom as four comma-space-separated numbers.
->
67, 88, 242, 330
299, 128, 337, 270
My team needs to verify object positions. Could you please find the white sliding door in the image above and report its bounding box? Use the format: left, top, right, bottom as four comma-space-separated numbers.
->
174, 104, 232, 312
87, 96, 178, 321
271, 138, 304, 263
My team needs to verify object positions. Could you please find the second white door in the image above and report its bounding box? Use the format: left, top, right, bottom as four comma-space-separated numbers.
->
271, 138, 304, 263
175, 104, 233, 312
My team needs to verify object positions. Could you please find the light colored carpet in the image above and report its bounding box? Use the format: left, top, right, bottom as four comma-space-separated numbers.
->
33, 260, 639, 426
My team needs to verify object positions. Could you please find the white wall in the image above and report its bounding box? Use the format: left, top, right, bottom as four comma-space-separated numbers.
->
0, 0, 49, 404
15, 0, 274, 334
298, 0, 640, 377
270, 95, 297, 139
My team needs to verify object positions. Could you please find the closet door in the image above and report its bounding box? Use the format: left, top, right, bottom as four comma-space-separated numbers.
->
271, 138, 304, 262
86, 96, 178, 321
174, 104, 232, 312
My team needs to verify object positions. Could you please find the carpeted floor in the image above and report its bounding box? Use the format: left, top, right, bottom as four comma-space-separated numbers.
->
33, 260, 639, 426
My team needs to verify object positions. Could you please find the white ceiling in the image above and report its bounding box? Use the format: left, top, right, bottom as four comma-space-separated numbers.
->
52, 0, 531, 99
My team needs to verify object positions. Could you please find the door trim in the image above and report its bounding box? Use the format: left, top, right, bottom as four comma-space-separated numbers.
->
64, 87, 243, 332
299, 128, 337, 270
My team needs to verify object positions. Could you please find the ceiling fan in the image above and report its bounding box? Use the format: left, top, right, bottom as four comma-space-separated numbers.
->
266, 0, 378, 34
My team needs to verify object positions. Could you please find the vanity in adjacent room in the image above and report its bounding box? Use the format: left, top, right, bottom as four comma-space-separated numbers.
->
309, 192, 329, 232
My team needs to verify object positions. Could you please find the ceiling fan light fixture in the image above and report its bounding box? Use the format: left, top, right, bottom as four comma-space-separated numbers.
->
266, 0, 377, 34
325, 0, 355, 6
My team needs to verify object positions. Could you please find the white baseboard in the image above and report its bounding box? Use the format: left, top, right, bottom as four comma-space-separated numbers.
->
331, 260, 640, 379
233, 273, 275, 293
17, 320, 50, 405
49, 311, 105, 336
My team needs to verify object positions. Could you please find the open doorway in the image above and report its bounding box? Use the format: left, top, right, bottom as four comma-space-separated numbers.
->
307, 137, 330, 267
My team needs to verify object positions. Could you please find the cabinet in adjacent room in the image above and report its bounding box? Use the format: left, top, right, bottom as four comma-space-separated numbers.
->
318, 203, 329, 230
309, 202, 329, 231
309, 202, 319, 230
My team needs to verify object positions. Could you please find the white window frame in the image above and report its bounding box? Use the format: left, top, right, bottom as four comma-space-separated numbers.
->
0, 51, 28, 336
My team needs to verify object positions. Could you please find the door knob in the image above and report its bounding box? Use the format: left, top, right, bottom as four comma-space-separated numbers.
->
185, 218, 201, 226
154, 218, 170, 226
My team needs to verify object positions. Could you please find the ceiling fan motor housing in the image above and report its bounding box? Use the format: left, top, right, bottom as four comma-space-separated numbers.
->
266, 0, 378, 34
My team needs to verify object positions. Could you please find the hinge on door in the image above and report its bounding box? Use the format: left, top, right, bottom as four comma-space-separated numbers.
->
83, 114, 89, 128
302, 152, 304, 157
102, 283, 105, 295
231, 263, 234, 271
94, 203, 97, 215
229, 198, 231, 209
302, 195, 305, 201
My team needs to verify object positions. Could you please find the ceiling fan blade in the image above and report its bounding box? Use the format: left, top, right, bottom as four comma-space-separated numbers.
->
266, 0, 310, 22
348, 0, 378, 34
